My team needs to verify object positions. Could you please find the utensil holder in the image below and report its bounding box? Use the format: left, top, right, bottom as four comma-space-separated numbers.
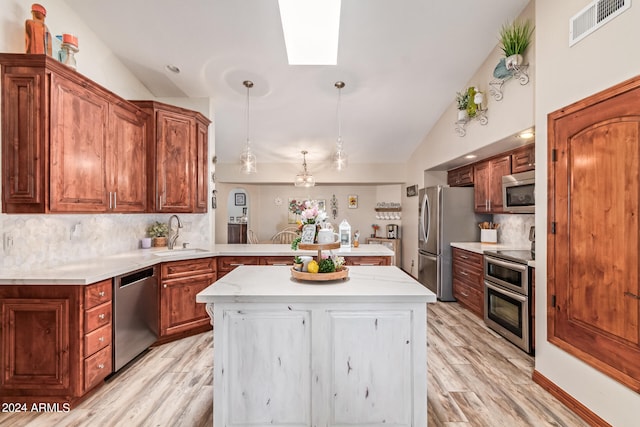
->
481, 229, 497, 243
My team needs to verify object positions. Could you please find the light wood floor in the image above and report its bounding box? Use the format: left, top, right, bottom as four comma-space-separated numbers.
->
2, 302, 588, 427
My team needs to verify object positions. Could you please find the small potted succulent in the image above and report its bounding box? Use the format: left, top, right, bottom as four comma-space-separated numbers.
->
147, 221, 169, 247
293, 256, 303, 272
499, 19, 534, 70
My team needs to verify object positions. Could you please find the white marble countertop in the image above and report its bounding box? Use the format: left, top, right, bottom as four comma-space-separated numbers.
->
196, 265, 436, 304
450, 242, 536, 268
0, 244, 394, 286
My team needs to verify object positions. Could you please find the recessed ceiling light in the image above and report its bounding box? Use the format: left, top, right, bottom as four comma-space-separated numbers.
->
518, 130, 534, 139
165, 64, 180, 74
278, 0, 341, 65
464, 154, 477, 159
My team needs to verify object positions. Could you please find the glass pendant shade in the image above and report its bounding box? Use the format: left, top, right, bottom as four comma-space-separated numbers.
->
294, 150, 315, 187
333, 81, 347, 170
240, 145, 257, 174
240, 80, 257, 174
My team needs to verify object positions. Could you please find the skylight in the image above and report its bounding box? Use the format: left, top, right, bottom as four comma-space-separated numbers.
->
278, 0, 341, 65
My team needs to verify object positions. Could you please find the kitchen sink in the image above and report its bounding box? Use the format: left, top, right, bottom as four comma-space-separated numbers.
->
152, 248, 209, 257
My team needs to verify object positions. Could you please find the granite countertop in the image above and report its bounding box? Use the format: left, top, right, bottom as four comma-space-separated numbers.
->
196, 265, 437, 304
0, 244, 395, 286
450, 242, 536, 268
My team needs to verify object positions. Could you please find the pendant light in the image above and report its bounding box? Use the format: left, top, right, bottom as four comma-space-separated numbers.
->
240, 80, 257, 174
294, 150, 315, 187
332, 81, 348, 170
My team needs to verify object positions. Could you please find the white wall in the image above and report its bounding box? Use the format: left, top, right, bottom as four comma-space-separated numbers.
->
0, 0, 215, 272
535, 1, 640, 426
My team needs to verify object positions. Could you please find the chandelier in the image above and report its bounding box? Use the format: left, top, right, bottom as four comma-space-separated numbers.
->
294, 150, 315, 187
240, 80, 257, 174
332, 81, 348, 170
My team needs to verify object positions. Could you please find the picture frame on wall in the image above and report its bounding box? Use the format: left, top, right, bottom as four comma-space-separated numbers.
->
348, 195, 358, 209
406, 184, 418, 197
235, 193, 246, 206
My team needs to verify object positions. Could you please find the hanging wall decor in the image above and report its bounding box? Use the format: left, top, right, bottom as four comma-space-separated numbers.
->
330, 194, 338, 219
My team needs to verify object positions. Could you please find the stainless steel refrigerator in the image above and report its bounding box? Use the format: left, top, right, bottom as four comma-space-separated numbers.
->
418, 186, 487, 301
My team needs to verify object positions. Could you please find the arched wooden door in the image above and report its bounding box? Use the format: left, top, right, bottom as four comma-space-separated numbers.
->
548, 75, 640, 392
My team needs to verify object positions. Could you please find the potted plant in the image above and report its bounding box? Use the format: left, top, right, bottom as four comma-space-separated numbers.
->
499, 19, 534, 70
147, 221, 169, 247
293, 256, 303, 271
455, 91, 470, 121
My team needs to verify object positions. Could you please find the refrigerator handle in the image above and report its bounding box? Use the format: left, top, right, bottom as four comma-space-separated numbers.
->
423, 192, 431, 245
419, 193, 428, 243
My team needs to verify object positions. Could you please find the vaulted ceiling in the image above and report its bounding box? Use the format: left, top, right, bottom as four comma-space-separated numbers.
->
64, 0, 530, 166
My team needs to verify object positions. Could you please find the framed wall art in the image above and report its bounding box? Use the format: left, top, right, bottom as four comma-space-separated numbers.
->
348, 195, 358, 209
406, 184, 418, 197
235, 192, 246, 206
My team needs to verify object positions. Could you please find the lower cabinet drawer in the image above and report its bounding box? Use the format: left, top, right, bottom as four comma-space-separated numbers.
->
85, 301, 112, 332
84, 344, 112, 391
84, 323, 112, 357
453, 279, 483, 316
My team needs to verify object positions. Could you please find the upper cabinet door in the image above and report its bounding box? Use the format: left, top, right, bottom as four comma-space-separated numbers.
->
1, 68, 45, 213
155, 110, 194, 213
49, 74, 110, 212
108, 104, 147, 212
194, 118, 209, 213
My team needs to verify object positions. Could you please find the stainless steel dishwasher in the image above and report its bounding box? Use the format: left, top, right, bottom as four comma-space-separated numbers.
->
113, 266, 158, 371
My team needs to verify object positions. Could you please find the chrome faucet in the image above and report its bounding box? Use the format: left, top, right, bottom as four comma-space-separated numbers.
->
167, 215, 183, 250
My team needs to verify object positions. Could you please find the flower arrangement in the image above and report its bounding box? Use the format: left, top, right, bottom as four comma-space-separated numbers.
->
289, 200, 327, 249
371, 223, 380, 237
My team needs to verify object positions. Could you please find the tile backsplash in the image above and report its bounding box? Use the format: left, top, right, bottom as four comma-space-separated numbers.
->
492, 214, 535, 247
0, 214, 211, 273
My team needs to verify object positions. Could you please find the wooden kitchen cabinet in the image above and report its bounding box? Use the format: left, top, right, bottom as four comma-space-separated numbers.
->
216, 256, 260, 279
343, 256, 391, 266
132, 100, 210, 213
0, 279, 113, 407
159, 258, 216, 341
473, 155, 511, 213
451, 247, 484, 318
1, 54, 147, 213
510, 144, 535, 173
447, 164, 474, 187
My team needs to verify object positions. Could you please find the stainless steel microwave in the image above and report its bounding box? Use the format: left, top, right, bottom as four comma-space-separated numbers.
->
502, 170, 535, 213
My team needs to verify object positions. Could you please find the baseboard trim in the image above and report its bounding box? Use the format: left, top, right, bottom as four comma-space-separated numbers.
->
532, 370, 612, 427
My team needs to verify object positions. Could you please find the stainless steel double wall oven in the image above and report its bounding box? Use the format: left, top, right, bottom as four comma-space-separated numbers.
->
483, 250, 534, 354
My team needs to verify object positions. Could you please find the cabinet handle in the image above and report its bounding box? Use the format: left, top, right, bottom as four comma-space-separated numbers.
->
108, 192, 112, 209
113, 192, 117, 210
460, 291, 469, 297
98, 336, 105, 342
163, 284, 167, 288
230, 263, 245, 266
358, 263, 377, 266
271, 263, 289, 266
98, 313, 105, 320
98, 291, 105, 297
459, 255, 469, 259
460, 271, 468, 276
97, 364, 105, 369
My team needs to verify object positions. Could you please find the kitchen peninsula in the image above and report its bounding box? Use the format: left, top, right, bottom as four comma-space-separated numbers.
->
0, 244, 395, 407
196, 265, 436, 426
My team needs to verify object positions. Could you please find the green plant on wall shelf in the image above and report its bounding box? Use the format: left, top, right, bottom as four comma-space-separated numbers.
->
499, 19, 534, 70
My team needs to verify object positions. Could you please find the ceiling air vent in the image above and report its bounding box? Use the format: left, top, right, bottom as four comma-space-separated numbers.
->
569, 0, 631, 46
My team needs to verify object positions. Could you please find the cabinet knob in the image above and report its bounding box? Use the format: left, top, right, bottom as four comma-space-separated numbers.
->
163, 284, 167, 288
98, 336, 105, 342
98, 291, 105, 297
98, 364, 105, 369
98, 313, 105, 320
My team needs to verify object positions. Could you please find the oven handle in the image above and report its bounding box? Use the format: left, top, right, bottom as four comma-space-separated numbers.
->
485, 281, 527, 303
485, 256, 528, 273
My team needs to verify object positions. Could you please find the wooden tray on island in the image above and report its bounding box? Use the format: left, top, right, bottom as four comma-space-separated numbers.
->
291, 267, 349, 282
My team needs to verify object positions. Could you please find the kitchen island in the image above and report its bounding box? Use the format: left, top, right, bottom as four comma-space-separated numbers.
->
196, 265, 436, 426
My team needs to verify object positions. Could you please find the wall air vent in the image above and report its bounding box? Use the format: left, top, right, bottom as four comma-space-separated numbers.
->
569, 0, 631, 46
